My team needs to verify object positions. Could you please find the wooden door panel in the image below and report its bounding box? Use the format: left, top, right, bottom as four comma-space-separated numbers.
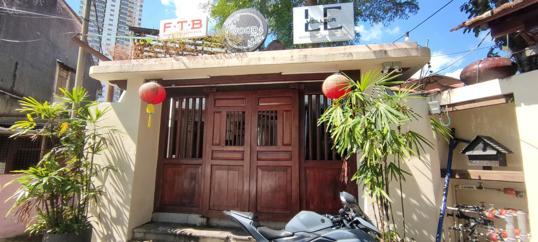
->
281, 110, 293, 146
214, 97, 247, 107
256, 166, 292, 213
304, 167, 343, 214
203, 92, 252, 216
209, 165, 244, 211
211, 150, 245, 161
258, 96, 293, 106
156, 96, 206, 213
160, 164, 202, 210
257, 151, 292, 161
300, 93, 358, 214
211, 111, 223, 145
251, 90, 300, 220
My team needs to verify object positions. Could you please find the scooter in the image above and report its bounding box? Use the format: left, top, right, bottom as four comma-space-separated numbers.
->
224, 191, 380, 241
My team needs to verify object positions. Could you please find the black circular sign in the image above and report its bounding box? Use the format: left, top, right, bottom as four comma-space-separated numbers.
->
223, 8, 268, 52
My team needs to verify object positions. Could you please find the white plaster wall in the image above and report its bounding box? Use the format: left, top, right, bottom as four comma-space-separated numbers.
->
358, 98, 443, 242
439, 103, 523, 171
90, 78, 161, 242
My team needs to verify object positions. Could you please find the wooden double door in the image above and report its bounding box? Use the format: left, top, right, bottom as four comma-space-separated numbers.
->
204, 90, 300, 219
157, 89, 300, 220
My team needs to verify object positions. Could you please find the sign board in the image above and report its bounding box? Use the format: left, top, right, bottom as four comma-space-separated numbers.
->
160, 16, 208, 39
223, 8, 268, 52
293, 2, 355, 44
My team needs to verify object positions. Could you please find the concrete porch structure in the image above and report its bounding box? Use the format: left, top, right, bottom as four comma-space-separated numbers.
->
87, 42, 451, 242
432, 70, 538, 237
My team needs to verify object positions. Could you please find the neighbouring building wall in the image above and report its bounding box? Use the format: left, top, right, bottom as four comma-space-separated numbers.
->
435, 70, 538, 237
91, 78, 161, 242
0, 0, 99, 118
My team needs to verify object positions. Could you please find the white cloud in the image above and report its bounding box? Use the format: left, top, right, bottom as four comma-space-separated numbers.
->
354, 24, 400, 42
160, 0, 211, 18
411, 51, 465, 79
444, 68, 463, 79
387, 26, 400, 35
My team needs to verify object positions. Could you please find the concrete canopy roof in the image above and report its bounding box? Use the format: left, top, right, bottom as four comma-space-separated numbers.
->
89, 42, 430, 83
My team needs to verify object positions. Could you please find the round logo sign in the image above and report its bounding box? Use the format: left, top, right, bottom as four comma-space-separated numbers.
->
223, 8, 268, 52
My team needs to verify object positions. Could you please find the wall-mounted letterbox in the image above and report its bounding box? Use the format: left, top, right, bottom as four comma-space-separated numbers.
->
461, 136, 512, 167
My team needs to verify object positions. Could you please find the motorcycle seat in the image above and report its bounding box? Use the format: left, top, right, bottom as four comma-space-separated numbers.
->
258, 226, 293, 240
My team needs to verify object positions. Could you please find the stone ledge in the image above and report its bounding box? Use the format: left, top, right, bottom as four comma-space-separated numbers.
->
132, 222, 253, 242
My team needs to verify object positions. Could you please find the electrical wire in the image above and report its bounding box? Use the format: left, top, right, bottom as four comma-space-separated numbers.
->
431, 45, 495, 57
432, 31, 491, 76
393, 0, 456, 43
0, 31, 81, 43
0, 38, 43, 43
0, 7, 78, 21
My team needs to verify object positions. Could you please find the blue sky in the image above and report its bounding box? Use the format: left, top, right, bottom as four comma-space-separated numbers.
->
66, 0, 498, 78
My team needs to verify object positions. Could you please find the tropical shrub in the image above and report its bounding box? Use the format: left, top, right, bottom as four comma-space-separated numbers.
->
8, 88, 111, 236
318, 71, 450, 240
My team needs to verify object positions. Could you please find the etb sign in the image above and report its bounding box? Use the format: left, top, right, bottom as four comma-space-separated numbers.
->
159, 17, 208, 39
293, 2, 355, 44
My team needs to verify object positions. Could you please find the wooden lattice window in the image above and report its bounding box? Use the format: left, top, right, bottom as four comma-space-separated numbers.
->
164, 97, 206, 159
225, 111, 245, 146
257, 110, 278, 146
54, 62, 74, 95
304, 94, 339, 161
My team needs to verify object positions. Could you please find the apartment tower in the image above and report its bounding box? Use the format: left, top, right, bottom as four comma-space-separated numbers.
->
81, 0, 143, 58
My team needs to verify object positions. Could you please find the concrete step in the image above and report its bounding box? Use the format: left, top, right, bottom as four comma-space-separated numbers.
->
131, 222, 253, 242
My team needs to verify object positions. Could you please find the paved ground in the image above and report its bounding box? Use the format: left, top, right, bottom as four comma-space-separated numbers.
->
0, 235, 41, 242
0, 175, 27, 239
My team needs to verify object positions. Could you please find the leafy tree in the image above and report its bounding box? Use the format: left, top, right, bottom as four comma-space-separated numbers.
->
459, 0, 509, 37
458, 0, 530, 66
211, 0, 419, 47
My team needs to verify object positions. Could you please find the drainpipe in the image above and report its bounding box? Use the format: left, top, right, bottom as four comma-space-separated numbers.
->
517, 211, 529, 241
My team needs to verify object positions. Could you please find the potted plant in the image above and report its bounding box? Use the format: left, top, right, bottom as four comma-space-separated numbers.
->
8, 88, 111, 242
319, 71, 450, 241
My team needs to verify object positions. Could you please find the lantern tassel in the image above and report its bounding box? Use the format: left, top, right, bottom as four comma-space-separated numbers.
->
146, 104, 155, 128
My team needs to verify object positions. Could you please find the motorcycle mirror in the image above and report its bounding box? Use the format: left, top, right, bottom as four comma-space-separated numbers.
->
339, 191, 357, 205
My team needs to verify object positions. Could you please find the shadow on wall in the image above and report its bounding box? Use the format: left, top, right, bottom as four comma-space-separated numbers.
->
388, 148, 439, 241
0, 174, 26, 239
91, 129, 133, 242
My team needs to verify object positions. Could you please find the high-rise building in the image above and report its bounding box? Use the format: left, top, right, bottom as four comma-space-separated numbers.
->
81, 0, 143, 58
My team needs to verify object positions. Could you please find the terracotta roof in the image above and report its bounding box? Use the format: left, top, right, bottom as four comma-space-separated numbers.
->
451, 0, 538, 31
401, 75, 464, 94
461, 136, 513, 154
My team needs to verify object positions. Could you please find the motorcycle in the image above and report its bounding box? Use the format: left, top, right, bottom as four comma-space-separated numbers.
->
224, 191, 380, 241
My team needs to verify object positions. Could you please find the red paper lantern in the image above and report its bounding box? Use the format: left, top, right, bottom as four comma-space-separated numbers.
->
139, 81, 166, 104
139, 81, 166, 127
322, 73, 351, 99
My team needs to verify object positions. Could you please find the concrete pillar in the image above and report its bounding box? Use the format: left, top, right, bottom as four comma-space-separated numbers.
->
356, 98, 443, 241
512, 77, 538, 238
91, 78, 162, 242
